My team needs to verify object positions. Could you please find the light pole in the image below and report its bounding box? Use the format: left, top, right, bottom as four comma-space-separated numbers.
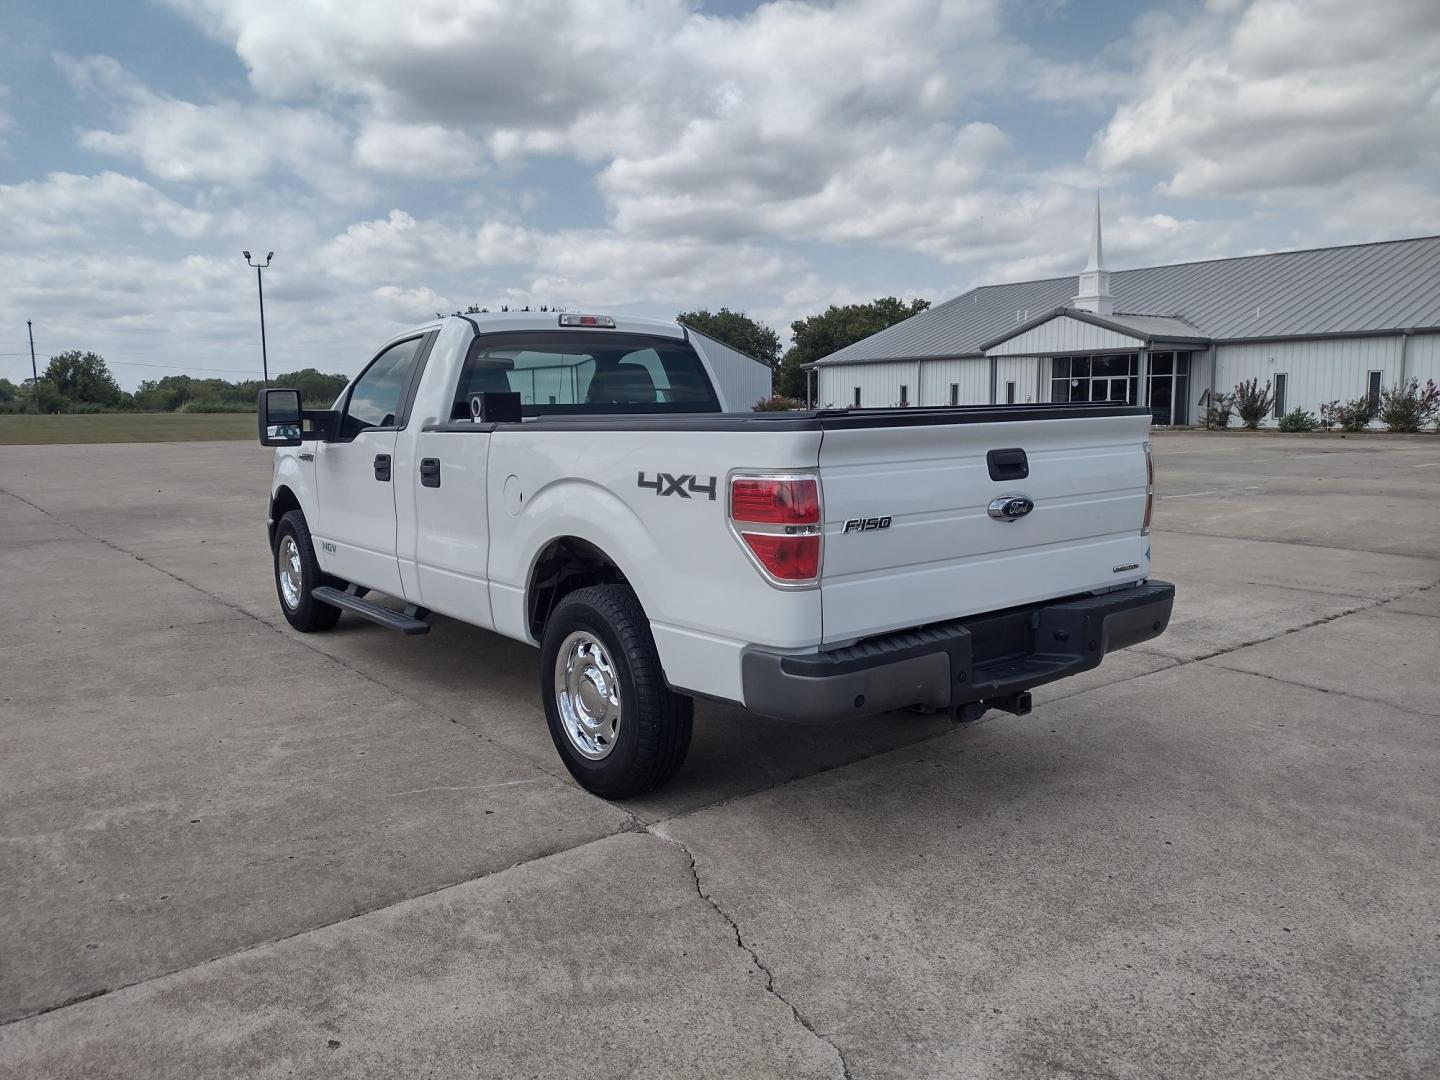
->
26, 320, 39, 412
243, 251, 274, 385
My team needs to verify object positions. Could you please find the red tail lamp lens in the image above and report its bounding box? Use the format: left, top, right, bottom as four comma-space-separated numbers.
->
741, 533, 821, 581
731, 478, 820, 524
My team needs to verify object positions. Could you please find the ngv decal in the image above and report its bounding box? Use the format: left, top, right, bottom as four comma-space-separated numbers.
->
843, 516, 892, 533
637, 472, 718, 500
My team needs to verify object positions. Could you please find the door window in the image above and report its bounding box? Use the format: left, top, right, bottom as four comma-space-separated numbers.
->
342, 337, 424, 438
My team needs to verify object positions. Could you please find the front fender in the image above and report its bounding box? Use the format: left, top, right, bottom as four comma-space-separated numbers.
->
267, 450, 317, 547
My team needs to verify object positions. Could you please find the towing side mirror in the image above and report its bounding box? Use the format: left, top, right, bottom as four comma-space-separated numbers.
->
258, 388, 303, 446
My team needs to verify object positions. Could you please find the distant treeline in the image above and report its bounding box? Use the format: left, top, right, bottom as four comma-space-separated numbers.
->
0, 351, 348, 415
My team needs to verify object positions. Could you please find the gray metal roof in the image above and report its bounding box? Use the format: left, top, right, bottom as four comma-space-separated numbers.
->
978, 309, 1210, 351
814, 234, 1440, 366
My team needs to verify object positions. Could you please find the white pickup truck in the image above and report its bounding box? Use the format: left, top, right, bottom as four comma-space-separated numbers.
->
258, 312, 1173, 798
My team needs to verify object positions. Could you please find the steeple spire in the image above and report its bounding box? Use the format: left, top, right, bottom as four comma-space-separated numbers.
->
1084, 192, 1104, 272
1072, 191, 1114, 315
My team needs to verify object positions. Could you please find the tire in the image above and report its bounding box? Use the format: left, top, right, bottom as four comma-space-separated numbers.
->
273, 510, 343, 632
540, 584, 693, 799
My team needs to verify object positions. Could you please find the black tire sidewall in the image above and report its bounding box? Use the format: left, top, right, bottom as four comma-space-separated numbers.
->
274, 511, 340, 632
541, 595, 648, 793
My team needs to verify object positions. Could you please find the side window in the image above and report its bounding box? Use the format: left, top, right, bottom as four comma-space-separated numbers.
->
343, 338, 423, 437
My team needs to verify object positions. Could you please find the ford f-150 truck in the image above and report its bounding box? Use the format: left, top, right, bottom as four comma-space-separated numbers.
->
258, 312, 1173, 798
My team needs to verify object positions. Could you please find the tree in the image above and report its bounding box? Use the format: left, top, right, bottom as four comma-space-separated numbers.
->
0, 377, 18, 403
676, 308, 782, 368
273, 368, 350, 406
776, 297, 930, 399
45, 350, 124, 407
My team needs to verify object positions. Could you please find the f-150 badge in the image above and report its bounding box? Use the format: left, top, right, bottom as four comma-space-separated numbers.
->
843, 516, 892, 533
637, 472, 717, 500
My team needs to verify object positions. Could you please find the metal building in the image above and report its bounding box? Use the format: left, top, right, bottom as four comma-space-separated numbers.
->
810, 204, 1440, 426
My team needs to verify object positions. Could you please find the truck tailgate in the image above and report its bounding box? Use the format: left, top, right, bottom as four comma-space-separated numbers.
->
817, 406, 1152, 645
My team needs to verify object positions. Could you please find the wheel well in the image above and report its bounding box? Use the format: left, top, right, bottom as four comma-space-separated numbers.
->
268, 485, 302, 549
528, 537, 629, 640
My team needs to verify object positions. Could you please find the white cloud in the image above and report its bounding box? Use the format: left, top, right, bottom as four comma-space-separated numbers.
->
321, 207, 806, 309
60, 54, 367, 199
1093, 0, 1440, 225
0, 171, 211, 244
159, 0, 1126, 263
353, 121, 486, 178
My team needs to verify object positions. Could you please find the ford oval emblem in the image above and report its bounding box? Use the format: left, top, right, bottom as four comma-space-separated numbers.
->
988, 494, 1035, 522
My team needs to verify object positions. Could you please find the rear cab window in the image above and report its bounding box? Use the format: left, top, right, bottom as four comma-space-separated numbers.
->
450, 331, 720, 419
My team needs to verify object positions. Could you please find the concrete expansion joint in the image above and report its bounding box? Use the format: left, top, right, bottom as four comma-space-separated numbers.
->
0, 481, 577, 789
649, 828, 853, 1080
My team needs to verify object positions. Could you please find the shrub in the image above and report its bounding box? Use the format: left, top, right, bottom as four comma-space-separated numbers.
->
1377, 378, 1440, 432
753, 395, 801, 412
1319, 397, 1375, 432
1277, 408, 1318, 432
1199, 389, 1233, 428
179, 400, 256, 413
1232, 378, 1274, 429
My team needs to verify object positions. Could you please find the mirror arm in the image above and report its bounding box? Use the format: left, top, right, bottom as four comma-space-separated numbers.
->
302, 409, 339, 442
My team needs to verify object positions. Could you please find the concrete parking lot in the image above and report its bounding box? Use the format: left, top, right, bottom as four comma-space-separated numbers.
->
1, 430, 1437, 1079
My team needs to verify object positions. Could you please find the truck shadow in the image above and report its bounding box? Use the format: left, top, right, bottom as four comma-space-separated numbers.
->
302, 605, 960, 820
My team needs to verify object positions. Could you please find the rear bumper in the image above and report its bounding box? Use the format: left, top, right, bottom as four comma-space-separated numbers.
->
741, 581, 1174, 722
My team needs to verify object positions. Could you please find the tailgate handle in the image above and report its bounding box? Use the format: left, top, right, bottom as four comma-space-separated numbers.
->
987, 448, 1028, 482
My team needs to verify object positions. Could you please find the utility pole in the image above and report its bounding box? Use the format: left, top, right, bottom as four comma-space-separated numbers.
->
26, 320, 39, 412
243, 251, 274, 385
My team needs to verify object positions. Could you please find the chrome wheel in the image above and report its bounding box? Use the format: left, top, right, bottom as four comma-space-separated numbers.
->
554, 630, 622, 761
278, 534, 303, 610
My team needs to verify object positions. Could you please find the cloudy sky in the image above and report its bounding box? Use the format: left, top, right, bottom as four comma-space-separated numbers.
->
2, 0, 1437, 388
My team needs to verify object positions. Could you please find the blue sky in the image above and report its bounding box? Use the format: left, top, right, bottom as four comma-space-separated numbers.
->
2, 0, 1437, 388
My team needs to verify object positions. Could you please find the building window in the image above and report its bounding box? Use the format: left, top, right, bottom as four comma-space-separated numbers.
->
1367, 370, 1382, 412
899, 384, 908, 406
1051, 353, 1138, 405
853, 387, 861, 408
1273, 373, 1287, 418
1005, 381, 1016, 404
949, 383, 959, 406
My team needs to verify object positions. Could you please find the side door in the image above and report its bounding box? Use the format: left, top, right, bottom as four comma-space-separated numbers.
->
313, 333, 433, 597
406, 339, 502, 627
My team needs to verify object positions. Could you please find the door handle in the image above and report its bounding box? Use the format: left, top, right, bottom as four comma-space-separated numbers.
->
419, 458, 441, 488
373, 453, 392, 482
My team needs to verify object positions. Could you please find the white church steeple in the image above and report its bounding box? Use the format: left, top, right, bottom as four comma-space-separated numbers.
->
1071, 194, 1114, 315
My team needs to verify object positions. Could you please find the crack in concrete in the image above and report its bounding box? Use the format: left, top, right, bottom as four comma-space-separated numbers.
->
1203, 662, 1439, 719
651, 828, 854, 1080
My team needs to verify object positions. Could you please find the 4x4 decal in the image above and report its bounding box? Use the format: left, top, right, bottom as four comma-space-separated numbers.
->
637, 472, 717, 500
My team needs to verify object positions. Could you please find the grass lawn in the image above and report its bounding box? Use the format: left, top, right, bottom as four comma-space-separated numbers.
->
0, 412, 257, 445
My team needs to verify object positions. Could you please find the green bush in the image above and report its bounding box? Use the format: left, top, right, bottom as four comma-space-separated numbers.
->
179, 400, 256, 413
1233, 378, 1274, 429
1277, 408, 1318, 432
1377, 378, 1440, 432
1320, 397, 1375, 432
1200, 389, 1233, 428
753, 395, 801, 411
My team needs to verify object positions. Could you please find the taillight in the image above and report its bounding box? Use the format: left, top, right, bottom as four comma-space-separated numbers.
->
1142, 442, 1154, 535
731, 477, 821, 524
729, 474, 822, 586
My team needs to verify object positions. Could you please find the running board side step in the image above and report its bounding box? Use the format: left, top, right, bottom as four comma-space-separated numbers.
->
312, 585, 431, 635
